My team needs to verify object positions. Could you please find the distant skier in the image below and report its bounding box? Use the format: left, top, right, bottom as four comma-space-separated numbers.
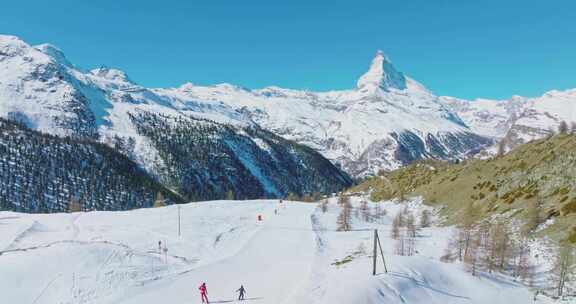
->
199, 282, 209, 304
162, 242, 168, 263
236, 285, 246, 301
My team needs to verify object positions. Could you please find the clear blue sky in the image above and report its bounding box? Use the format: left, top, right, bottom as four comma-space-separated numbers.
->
1, 0, 575, 99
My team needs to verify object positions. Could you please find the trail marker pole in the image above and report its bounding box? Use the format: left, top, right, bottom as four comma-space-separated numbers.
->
177, 205, 181, 237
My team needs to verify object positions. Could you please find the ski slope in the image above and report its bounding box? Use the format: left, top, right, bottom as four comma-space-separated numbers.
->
0, 199, 556, 304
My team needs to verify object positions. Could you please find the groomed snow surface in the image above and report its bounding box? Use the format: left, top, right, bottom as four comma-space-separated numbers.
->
0, 198, 559, 304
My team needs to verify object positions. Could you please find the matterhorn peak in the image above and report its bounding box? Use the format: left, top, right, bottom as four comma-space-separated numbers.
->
356, 50, 407, 93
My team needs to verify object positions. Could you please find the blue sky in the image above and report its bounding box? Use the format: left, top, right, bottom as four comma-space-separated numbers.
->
1, 0, 575, 99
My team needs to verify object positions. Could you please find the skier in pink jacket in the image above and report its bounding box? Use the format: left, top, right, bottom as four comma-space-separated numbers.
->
199, 282, 209, 304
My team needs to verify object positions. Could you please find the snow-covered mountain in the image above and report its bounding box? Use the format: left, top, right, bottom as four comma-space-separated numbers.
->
0, 34, 492, 180
441, 89, 576, 154
2, 34, 574, 181
159, 51, 492, 176
0, 35, 352, 205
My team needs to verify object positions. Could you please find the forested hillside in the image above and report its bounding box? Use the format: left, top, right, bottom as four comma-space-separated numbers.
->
129, 111, 353, 201
0, 118, 183, 212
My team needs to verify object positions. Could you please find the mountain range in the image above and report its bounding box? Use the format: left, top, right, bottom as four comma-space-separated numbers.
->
0, 34, 575, 210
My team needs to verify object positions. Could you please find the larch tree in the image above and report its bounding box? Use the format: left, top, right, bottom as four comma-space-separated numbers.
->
461, 202, 478, 260
391, 212, 402, 240
373, 203, 386, 223
395, 228, 406, 256
463, 230, 482, 276
517, 243, 534, 285
68, 196, 82, 213
154, 192, 166, 208
226, 190, 235, 200
320, 199, 328, 213
522, 198, 542, 235
336, 195, 352, 232
420, 209, 432, 228
553, 244, 575, 297
360, 200, 371, 222
559, 120, 569, 134
406, 212, 417, 238
497, 139, 507, 157
570, 121, 576, 134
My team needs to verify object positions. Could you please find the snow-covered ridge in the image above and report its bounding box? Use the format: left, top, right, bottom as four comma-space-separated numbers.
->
1, 34, 574, 176
441, 89, 576, 154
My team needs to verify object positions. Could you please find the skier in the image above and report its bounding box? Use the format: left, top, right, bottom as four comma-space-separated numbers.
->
236, 285, 246, 301
162, 243, 168, 263
199, 282, 209, 304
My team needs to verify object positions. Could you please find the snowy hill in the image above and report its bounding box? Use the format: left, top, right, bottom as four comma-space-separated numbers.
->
0, 198, 558, 304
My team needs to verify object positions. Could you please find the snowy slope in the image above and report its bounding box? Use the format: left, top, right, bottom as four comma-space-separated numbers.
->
0, 198, 557, 304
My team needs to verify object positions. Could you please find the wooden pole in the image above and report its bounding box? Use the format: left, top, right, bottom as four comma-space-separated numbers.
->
373, 229, 377, 275
376, 230, 388, 273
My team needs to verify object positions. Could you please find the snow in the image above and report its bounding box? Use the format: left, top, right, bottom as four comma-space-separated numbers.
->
0, 198, 558, 304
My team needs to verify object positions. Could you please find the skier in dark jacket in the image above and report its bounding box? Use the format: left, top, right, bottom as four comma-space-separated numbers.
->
236, 285, 246, 300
